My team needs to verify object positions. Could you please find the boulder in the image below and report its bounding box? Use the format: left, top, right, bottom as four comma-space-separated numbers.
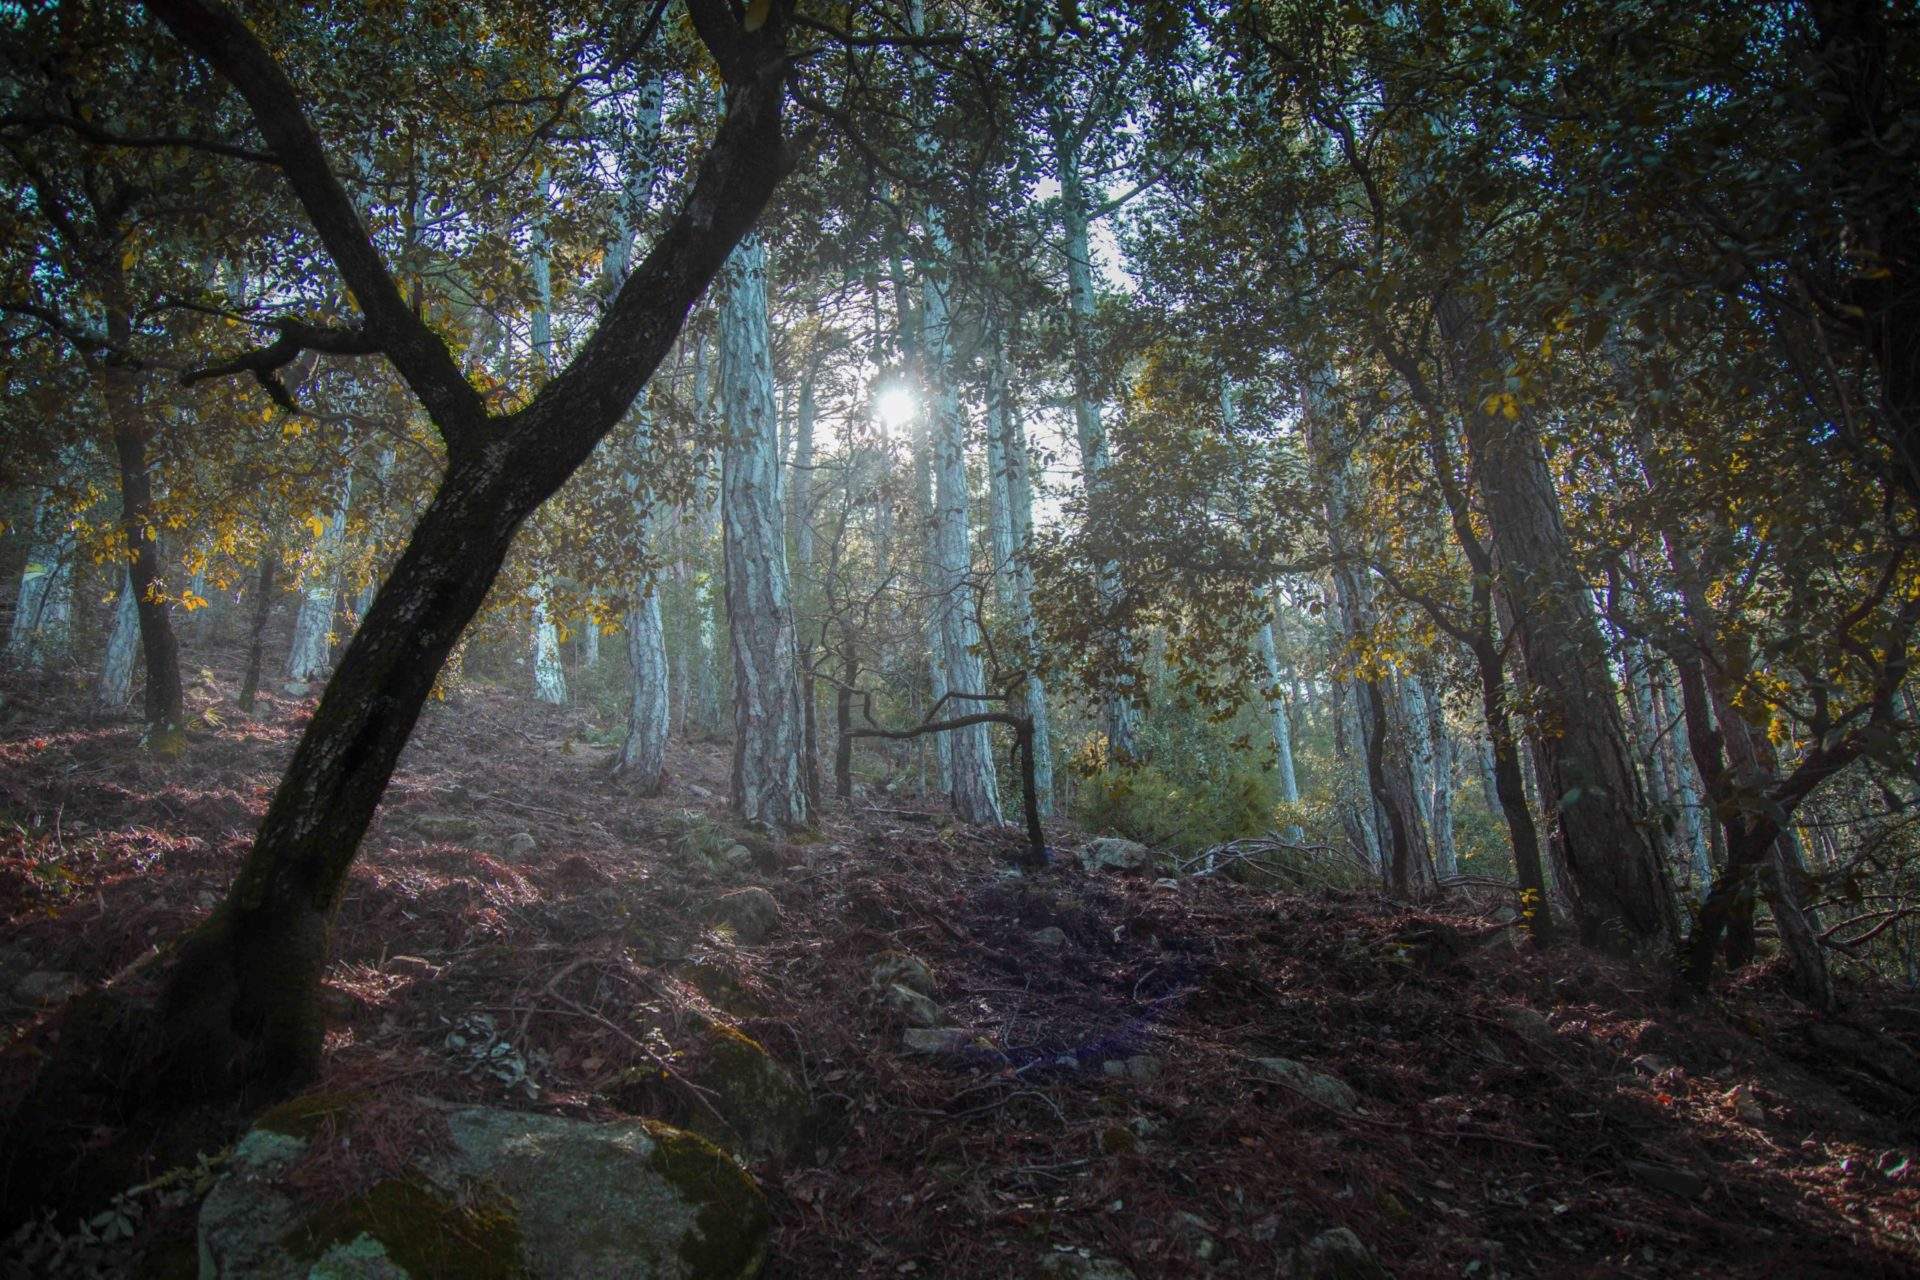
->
502, 831, 539, 861
198, 1102, 767, 1279
680, 1023, 811, 1162
1499, 1007, 1559, 1051
869, 950, 936, 996
1029, 926, 1069, 949
1249, 1057, 1359, 1114
708, 888, 780, 944
1076, 838, 1155, 874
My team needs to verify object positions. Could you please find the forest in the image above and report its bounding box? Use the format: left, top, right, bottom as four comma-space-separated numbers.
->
1, 0, 1917, 1276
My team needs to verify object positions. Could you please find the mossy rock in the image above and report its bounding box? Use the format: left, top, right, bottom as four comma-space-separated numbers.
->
678, 958, 769, 1016
254, 1089, 368, 1143
612, 1021, 810, 1163
198, 1103, 769, 1279
281, 1177, 526, 1279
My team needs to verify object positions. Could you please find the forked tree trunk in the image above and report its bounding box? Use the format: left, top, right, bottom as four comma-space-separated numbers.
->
79, 0, 796, 1099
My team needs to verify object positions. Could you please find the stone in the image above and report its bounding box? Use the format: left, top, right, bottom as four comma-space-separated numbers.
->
1726, 1084, 1765, 1125
878, 982, 942, 1028
1101, 1055, 1163, 1083
708, 887, 780, 944
502, 831, 539, 861
680, 1023, 811, 1161
1152, 878, 1181, 891
1632, 1053, 1675, 1078
870, 950, 936, 996
1292, 1227, 1388, 1279
1076, 837, 1155, 873
902, 1027, 979, 1055
1248, 1057, 1359, 1114
198, 1101, 767, 1279
1171, 1211, 1219, 1262
13, 970, 83, 1004
280, 680, 311, 697
1029, 926, 1069, 948
719, 843, 756, 871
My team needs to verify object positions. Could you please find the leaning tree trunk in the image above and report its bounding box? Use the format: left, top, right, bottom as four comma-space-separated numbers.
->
719, 233, 807, 829
95, 570, 140, 707
71, 0, 797, 1100
1437, 292, 1676, 947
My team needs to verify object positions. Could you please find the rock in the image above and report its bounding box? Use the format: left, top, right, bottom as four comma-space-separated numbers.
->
412, 812, 481, 843
878, 982, 942, 1028
280, 680, 311, 697
199, 1101, 767, 1279
1076, 837, 1155, 873
1035, 1248, 1137, 1280
681, 1023, 811, 1161
719, 843, 756, 871
1249, 1057, 1359, 1114
708, 887, 780, 944
1626, 1160, 1708, 1200
1029, 926, 1069, 948
1632, 1052, 1675, 1078
1152, 877, 1181, 891
680, 959, 767, 1016
1726, 1084, 1765, 1125
1291, 1227, 1387, 1279
502, 831, 539, 861
13, 970, 83, 1004
870, 950, 936, 996
902, 1027, 979, 1055
1101, 1055, 1163, 1083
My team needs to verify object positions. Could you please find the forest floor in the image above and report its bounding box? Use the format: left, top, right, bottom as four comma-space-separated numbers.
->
1, 636, 1919, 1278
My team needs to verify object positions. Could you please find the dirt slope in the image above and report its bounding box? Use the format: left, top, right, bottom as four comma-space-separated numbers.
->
2, 652, 1917, 1278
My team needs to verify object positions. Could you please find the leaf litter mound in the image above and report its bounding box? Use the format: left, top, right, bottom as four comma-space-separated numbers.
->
1, 646, 1917, 1278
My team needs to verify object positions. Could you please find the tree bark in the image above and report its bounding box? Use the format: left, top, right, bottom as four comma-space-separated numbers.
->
236, 545, 279, 714
95, 570, 140, 708
1437, 292, 1676, 947
720, 233, 807, 829
5, 489, 76, 670
100, 360, 184, 735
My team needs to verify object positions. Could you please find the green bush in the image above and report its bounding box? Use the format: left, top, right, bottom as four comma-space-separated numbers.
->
1073, 758, 1278, 855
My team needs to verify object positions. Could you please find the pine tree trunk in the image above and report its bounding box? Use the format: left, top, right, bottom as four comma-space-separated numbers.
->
920, 245, 1001, 823
95, 570, 140, 707
286, 463, 352, 684
6, 491, 75, 670
719, 234, 807, 829
1437, 293, 1676, 947
617, 409, 669, 793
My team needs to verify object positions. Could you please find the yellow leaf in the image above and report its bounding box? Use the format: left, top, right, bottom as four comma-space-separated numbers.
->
744, 0, 771, 30
121, 246, 138, 271
181, 590, 208, 613
304, 514, 328, 538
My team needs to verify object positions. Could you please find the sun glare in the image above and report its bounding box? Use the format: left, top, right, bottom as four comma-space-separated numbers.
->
874, 385, 918, 432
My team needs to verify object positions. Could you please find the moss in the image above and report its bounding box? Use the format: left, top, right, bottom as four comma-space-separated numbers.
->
254, 1089, 366, 1143
645, 1122, 769, 1279
282, 1177, 527, 1280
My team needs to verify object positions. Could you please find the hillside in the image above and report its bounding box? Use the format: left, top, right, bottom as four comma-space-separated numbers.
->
1, 642, 1917, 1279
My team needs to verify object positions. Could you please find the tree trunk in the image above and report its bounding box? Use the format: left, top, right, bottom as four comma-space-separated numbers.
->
920, 237, 1002, 824
616, 408, 669, 794
1437, 292, 1676, 947
101, 361, 184, 734
236, 546, 279, 714
5, 489, 76, 670
286, 461, 352, 684
1255, 590, 1302, 836
719, 234, 807, 829
95, 570, 140, 708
